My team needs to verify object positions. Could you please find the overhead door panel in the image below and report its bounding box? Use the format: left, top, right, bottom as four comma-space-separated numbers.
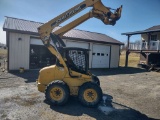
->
66, 41, 89, 49
30, 38, 43, 45
92, 44, 110, 68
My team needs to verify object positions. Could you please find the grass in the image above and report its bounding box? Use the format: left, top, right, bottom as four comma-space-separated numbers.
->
0, 49, 7, 58
119, 51, 140, 67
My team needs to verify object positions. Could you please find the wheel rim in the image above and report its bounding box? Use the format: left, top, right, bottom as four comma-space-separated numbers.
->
50, 87, 64, 101
83, 88, 98, 102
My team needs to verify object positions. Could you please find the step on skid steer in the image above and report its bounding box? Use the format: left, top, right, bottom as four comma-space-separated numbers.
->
37, 0, 122, 107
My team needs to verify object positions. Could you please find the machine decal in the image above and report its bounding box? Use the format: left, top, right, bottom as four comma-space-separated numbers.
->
51, 4, 86, 27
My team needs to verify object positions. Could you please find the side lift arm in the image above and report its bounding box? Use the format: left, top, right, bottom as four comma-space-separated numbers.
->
38, 0, 122, 44
37, 0, 122, 72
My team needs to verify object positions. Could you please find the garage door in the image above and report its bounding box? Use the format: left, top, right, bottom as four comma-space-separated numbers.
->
30, 38, 56, 69
30, 38, 43, 45
66, 41, 89, 49
92, 44, 110, 68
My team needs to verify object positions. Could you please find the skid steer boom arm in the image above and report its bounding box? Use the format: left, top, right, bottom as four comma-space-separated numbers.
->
38, 0, 122, 45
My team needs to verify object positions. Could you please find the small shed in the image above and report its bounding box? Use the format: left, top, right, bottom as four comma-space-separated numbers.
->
3, 17, 123, 71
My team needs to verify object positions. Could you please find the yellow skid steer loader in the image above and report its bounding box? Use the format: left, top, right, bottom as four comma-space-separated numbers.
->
37, 0, 122, 107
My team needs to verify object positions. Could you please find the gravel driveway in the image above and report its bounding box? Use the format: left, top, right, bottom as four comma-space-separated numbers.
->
0, 67, 159, 120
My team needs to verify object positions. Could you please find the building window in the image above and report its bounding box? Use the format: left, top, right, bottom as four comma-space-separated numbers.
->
151, 35, 157, 41
97, 53, 100, 56
101, 53, 104, 56
92, 53, 96, 55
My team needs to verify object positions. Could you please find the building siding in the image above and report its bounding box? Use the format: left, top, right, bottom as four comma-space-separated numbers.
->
141, 34, 148, 41
8, 33, 120, 70
110, 45, 120, 68
141, 32, 160, 41
9, 32, 30, 70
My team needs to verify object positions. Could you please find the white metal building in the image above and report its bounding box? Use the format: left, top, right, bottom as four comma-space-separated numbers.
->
3, 17, 123, 71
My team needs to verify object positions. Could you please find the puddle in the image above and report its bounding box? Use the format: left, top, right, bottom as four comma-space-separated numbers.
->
98, 106, 114, 115
98, 96, 114, 115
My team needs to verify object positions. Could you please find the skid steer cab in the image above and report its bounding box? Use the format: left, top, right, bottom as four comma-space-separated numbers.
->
37, 33, 102, 107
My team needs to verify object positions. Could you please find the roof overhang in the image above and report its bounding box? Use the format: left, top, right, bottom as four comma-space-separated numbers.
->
62, 36, 124, 45
3, 28, 124, 45
3, 28, 39, 36
121, 29, 160, 36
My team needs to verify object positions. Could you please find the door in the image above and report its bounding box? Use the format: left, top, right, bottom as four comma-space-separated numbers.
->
92, 44, 110, 68
30, 38, 56, 69
66, 41, 89, 49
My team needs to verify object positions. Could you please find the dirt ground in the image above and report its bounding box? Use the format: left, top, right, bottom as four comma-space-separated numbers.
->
0, 67, 160, 120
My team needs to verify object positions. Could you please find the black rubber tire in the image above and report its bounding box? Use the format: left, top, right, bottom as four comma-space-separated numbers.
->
92, 75, 100, 86
45, 80, 70, 106
78, 82, 102, 107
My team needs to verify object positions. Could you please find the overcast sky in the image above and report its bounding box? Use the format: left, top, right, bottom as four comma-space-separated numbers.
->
0, 0, 160, 44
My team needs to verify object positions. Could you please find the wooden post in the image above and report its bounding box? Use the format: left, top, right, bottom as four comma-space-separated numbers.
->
147, 33, 151, 50
146, 53, 150, 66
146, 33, 151, 66
125, 35, 131, 67
157, 40, 160, 51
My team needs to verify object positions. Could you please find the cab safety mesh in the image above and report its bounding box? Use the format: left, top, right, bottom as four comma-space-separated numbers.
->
68, 50, 86, 71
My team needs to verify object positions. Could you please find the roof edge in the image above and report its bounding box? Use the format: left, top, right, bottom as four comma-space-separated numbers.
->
63, 36, 124, 45
122, 29, 160, 35
3, 28, 39, 36
4, 28, 124, 45
4, 16, 119, 40
5, 16, 44, 25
